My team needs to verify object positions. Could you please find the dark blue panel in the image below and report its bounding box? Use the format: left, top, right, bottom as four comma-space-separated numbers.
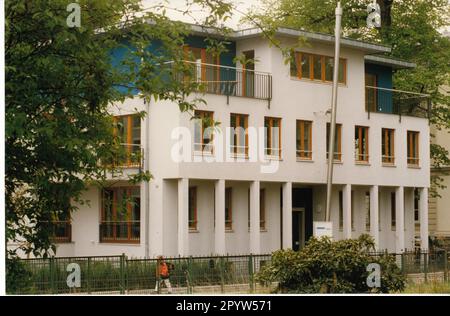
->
365, 63, 393, 113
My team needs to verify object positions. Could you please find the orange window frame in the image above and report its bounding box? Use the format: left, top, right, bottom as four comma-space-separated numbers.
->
327, 123, 342, 161
100, 187, 140, 243
407, 131, 420, 165
225, 187, 232, 230
188, 187, 197, 231
264, 117, 282, 158
382, 128, 395, 164
292, 52, 347, 84
113, 115, 141, 167
260, 189, 266, 230
297, 120, 312, 159
355, 126, 369, 162
230, 113, 249, 157
194, 110, 214, 151
183, 46, 220, 84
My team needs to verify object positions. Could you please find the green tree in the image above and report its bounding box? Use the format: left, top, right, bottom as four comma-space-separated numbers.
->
245, 0, 450, 193
5, 0, 232, 258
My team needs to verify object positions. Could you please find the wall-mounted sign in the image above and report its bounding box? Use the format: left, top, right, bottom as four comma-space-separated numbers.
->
313, 221, 333, 239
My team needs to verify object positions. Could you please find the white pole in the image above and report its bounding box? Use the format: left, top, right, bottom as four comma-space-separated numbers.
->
325, 1, 343, 222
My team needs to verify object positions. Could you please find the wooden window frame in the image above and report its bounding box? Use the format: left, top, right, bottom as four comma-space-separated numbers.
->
296, 120, 313, 160
184, 46, 220, 93
326, 123, 342, 161
225, 187, 233, 230
382, 128, 395, 164
188, 187, 198, 231
365, 192, 371, 231
355, 126, 370, 163
100, 187, 140, 243
113, 114, 141, 168
260, 189, 266, 230
194, 110, 214, 154
339, 191, 343, 230
291, 52, 347, 84
264, 117, 282, 158
391, 192, 396, 230
407, 131, 420, 166
365, 73, 378, 112
351, 190, 354, 231
230, 113, 249, 158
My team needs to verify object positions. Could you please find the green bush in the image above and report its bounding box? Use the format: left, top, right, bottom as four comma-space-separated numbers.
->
6, 257, 33, 294
256, 235, 405, 293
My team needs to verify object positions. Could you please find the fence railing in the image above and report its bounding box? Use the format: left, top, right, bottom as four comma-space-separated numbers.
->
171, 61, 272, 104
365, 86, 431, 120
10, 254, 272, 295
9, 250, 449, 294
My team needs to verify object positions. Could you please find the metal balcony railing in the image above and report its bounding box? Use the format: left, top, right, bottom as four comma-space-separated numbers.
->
170, 60, 272, 105
99, 221, 140, 243
107, 143, 143, 169
365, 86, 431, 120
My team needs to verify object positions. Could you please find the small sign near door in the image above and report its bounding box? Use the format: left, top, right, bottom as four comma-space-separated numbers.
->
313, 221, 333, 239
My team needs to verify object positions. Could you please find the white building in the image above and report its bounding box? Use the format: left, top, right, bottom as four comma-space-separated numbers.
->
52, 27, 431, 258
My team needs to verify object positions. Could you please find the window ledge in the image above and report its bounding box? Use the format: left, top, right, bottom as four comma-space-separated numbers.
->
264, 156, 283, 161
99, 242, 141, 246
290, 77, 347, 87
225, 229, 234, 233
193, 151, 214, 157
297, 158, 314, 163
355, 161, 370, 166
382, 163, 396, 168
230, 154, 249, 160
408, 165, 421, 169
189, 229, 200, 233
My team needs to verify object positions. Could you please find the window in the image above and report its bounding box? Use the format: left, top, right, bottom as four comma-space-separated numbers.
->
260, 189, 266, 230
189, 187, 197, 231
184, 46, 220, 93
326, 123, 342, 161
365, 73, 377, 112
291, 52, 346, 84
47, 203, 72, 243
247, 189, 266, 230
296, 120, 312, 160
351, 191, 354, 230
382, 128, 395, 164
339, 191, 343, 230
101, 187, 140, 243
194, 110, 214, 154
225, 188, 232, 230
230, 113, 249, 157
414, 188, 420, 224
407, 131, 420, 166
113, 115, 141, 167
365, 192, 370, 231
391, 192, 396, 230
355, 126, 369, 162
264, 117, 282, 158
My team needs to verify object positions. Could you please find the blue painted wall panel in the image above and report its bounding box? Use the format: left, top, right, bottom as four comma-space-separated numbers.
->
365, 63, 393, 113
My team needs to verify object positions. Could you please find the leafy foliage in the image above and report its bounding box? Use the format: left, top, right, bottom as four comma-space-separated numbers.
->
5, 0, 233, 258
256, 235, 405, 293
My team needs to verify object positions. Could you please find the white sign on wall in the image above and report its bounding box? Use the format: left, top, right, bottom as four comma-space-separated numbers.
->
313, 221, 333, 239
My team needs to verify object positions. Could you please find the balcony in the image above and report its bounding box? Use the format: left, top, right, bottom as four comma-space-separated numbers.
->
106, 143, 143, 169
365, 86, 431, 120
171, 61, 273, 105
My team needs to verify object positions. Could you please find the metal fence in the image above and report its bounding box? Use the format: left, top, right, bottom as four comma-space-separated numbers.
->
10, 250, 449, 294
10, 254, 272, 295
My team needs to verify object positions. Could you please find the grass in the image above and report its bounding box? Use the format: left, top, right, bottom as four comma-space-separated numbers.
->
402, 281, 450, 294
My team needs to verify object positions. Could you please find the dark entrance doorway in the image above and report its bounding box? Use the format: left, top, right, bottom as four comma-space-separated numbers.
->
292, 188, 313, 251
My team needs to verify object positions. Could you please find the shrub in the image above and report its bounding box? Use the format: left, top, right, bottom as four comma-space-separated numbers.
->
256, 235, 405, 293
6, 257, 33, 294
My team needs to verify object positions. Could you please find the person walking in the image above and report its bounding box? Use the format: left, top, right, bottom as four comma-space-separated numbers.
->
155, 256, 172, 294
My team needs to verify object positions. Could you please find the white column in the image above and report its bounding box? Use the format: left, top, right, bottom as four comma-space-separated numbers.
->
214, 179, 226, 255
395, 186, 405, 253
370, 185, 380, 249
419, 187, 429, 251
343, 184, 352, 239
282, 182, 292, 249
249, 181, 261, 254
177, 178, 189, 256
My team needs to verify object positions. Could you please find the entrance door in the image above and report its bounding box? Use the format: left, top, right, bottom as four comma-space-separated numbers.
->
292, 208, 305, 251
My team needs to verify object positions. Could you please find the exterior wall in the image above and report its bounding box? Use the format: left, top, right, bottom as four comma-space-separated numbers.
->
50, 35, 430, 258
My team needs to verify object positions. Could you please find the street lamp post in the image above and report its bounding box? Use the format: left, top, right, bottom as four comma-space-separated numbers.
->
325, 1, 343, 222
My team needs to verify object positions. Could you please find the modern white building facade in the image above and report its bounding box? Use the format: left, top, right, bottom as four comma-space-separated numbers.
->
52, 27, 431, 258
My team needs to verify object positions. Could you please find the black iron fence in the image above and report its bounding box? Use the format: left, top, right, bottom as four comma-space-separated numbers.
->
365, 86, 431, 120
9, 250, 448, 294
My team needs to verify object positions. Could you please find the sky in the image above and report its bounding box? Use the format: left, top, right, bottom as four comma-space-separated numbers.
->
141, 0, 260, 29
